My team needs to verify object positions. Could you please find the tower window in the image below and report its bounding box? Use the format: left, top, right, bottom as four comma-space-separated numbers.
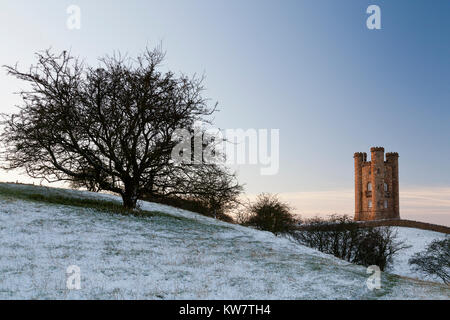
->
368, 200, 372, 208
384, 200, 388, 209
384, 183, 388, 192
367, 183, 372, 191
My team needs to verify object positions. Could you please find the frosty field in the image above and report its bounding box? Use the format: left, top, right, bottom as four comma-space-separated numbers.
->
0, 183, 448, 300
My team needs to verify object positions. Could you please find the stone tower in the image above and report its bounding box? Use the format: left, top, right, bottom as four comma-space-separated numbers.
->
354, 147, 400, 221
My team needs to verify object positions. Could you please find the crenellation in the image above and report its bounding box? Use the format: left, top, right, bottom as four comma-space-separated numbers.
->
370, 147, 385, 152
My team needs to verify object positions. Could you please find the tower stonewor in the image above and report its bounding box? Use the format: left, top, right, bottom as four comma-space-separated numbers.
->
354, 147, 399, 221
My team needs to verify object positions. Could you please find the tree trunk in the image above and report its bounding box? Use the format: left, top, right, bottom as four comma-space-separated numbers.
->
122, 184, 139, 209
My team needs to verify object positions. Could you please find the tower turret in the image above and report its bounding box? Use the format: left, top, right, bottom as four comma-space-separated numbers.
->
370, 147, 385, 220
354, 152, 364, 220
386, 152, 400, 219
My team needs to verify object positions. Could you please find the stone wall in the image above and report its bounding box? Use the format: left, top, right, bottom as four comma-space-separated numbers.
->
355, 219, 450, 234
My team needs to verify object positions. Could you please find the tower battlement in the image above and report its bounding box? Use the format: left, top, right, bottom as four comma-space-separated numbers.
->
354, 152, 367, 162
370, 146, 385, 152
386, 152, 399, 157
354, 147, 400, 221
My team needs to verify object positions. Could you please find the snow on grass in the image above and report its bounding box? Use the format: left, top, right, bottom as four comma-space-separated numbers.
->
0, 183, 449, 300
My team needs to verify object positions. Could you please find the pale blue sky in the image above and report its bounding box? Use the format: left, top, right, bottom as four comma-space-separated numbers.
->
1, 1, 449, 223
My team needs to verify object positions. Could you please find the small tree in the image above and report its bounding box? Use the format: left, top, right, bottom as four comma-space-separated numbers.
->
243, 193, 298, 235
353, 227, 408, 271
409, 238, 450, 285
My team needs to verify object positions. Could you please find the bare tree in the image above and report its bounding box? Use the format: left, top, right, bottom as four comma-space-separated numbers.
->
353, 227, 408, 271
409, 238, 450, 285
1, 47, 220, 209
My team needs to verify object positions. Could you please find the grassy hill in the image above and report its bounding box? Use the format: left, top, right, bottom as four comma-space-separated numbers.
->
0, 183, 448, 299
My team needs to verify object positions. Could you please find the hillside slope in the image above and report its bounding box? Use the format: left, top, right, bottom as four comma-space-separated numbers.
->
387, 227, 447, 282
0, 183, 448, 299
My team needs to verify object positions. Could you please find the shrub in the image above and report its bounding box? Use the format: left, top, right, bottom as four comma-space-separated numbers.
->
293, 215, 409, 271
353, 227, 407, 271
295, 215, 361, 261
242, 194, 299, 235
409, 238, 450, 285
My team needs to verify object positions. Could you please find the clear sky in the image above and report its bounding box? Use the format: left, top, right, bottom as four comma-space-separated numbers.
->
1, 0, 449, 225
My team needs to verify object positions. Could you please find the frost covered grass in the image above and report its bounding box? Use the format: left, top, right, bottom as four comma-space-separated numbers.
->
0, 183, 151, 217
0, 183, 449, 300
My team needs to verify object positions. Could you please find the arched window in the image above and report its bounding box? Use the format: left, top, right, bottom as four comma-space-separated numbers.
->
384, 200, 388, 209
384, 183, 388, 192
367, 182, 372, 191
368, 200, 373, 208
